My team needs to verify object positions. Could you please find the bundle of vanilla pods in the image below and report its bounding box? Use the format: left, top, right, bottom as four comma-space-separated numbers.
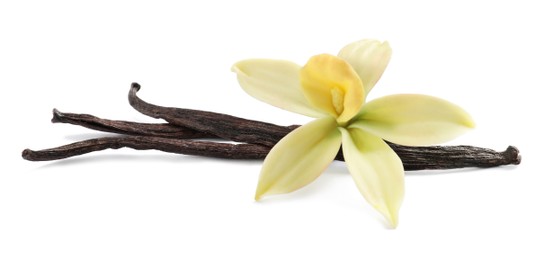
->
22, 83, 521, 171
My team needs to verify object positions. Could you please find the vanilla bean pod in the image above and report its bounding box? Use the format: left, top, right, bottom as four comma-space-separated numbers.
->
52, 108, 215, 139
22, 136, 271, 161
129, 83, 293, 146
22, 135, 520, 169
384, 143, 520, 170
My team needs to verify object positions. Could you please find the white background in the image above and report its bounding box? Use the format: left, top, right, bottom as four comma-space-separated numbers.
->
1, 0, 534, 259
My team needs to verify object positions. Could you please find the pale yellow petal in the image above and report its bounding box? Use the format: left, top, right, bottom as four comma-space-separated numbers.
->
340, 128, 404, 228
351, 94, 475, 146
300, 54, 365, 123
338, 39, 392, 94
255, 117, 341, 200
232, 59, 324, 118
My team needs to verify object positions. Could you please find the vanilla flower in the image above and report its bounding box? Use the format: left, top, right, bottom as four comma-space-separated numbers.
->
232, 39, 474, 227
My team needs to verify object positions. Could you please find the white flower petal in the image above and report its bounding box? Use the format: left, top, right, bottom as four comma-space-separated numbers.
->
255, 117, 341, 200
351, 94, 475, 146
232, 59, 324, 118
340, 128, 404, 228
338, 39, 392, 94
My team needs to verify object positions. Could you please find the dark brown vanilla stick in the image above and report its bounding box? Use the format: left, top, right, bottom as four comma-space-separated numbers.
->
22, 136, 520, 170
52, 108, 215, 139
129, 83, 294, 146
383, 143, 520, 170
22, 136, 271, 161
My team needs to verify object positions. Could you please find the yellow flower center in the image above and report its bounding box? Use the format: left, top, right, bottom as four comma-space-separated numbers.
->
330, 87, 345, 115
299, 54, 365, 124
